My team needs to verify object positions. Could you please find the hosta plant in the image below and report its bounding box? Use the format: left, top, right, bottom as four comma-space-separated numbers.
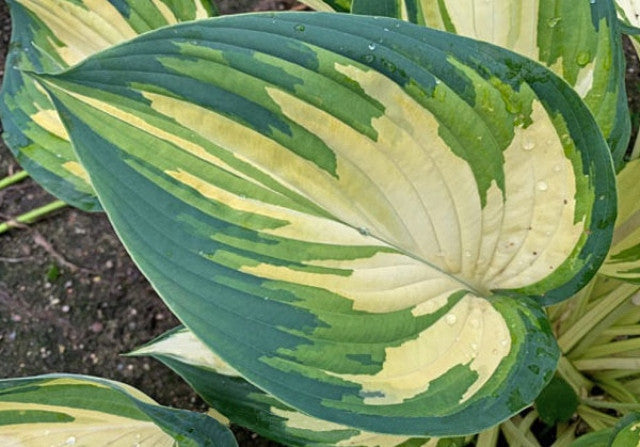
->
2, 0, 640, 445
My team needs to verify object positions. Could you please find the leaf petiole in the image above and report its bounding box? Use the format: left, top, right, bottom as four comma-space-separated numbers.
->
0, 200, 67, 234
0, 170, 28, 190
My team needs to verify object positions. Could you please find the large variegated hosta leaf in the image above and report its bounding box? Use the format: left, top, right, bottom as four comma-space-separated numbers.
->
38, 13, 616, 435
601, 159, 640, 282
131, 327, 463, 447
0, 0, 216, 211
310, 0, 630, 169
0, 374, 237, 446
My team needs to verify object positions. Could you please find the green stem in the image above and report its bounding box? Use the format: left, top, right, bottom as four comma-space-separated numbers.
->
476, 425, 499, 447
500, 420, 540, 447
582, 398, 640, 411
0, 200, 67, 234
0, 170, 29, 190
557, 283, 639, 353
556, 355, 593, 395
582, 337, 640, 359
550, 422, 578, 447
577, 405, 620, 431
574, 357, 640, 371
600, 325, 640, 338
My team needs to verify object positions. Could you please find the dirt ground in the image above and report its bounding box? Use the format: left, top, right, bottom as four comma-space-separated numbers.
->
0, 1, 308, 446
1, 2, 640, 447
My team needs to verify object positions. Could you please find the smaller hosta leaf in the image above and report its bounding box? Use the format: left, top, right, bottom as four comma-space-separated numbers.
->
0, 0, 215, 211
534, 375, 578, 426
609, 412, 640, 446
0, 374, 237, 446
570, 429, 611, 447
601, 159, 640, 283
131, 327, 457, 447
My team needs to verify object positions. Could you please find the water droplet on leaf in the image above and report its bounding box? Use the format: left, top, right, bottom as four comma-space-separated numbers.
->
576, 51, 591, 67
445, 314, 457, 325
294, 24, 305, 32
547, 17, 561, 27
368, 43, 376, 50
522, 140, 535, 151
536, 181, 549, 191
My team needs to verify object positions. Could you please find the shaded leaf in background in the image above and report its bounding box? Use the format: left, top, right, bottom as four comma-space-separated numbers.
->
130, 326, 456, 447
0, 374, 237, 446
601, 158, 640, 283
0, 0, 216, 210
534, 375, 579, 426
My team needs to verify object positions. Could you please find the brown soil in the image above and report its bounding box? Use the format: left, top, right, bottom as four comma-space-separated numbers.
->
0, 1, 307, 446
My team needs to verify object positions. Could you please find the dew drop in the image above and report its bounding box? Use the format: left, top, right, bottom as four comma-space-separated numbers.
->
445, 314, 457, 325
358, 227, 370, 236
464, 250, 472, 258
471, 343, 478, 351
363, 54, 375, 63
589, 0, 596, 4
294, 24, 305, 32
65, 437, 76, 446
632, 292, 640, 306
536, 181, 549, 191
368, 43, 376, 50
500, 339, 509, 347
598, 194, 605, 200
384, 27, 389, 32
522, 140, 535, 151
576, 51, 591, 67
433, 87, 447, 101
547, 17, 561, 27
